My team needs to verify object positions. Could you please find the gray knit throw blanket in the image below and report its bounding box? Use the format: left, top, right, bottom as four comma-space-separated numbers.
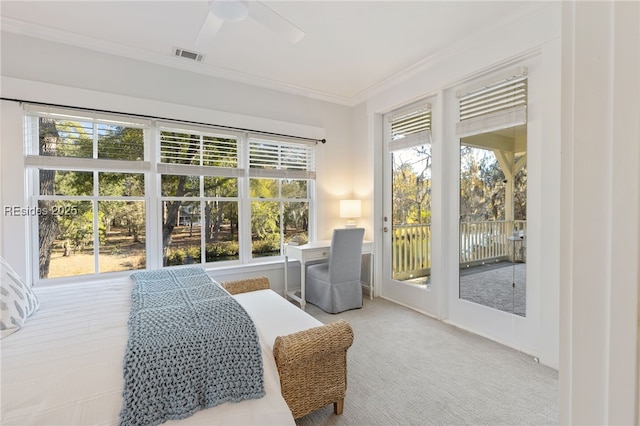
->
119, 267, 265, 426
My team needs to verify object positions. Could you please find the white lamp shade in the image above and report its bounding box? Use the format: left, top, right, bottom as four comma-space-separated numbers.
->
339, 200, 361, 219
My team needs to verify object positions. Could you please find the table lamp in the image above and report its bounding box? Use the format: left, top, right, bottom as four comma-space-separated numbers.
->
339, 199, 361, 228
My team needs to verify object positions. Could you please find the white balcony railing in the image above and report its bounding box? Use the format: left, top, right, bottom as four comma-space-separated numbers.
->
392, 220, 526, 280
392, 224, 431, 281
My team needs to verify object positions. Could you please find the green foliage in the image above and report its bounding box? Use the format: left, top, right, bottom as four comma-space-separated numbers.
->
204, 176, 237, 197
165, 241, 241, 266
97, 126, 144, 161
392, 146, 432, 225
54, 202, 106, 252
99, 172, 144, 196
117, 201, 145, 241
54, 170, 93, 195
161, 174, 199, 197
49, 121, 143, 161
251, 201, 279, 238
52, 120, 93, 158
285, 232, 308, 245
281, 179, 307, 198
283, 201, 308, 234
459, 146, 526, 222
205, 241, 239, 261
166, 249, 186, 266
250, 178, 278, 198
251, 234, 281, 256
460, 147, 501, 222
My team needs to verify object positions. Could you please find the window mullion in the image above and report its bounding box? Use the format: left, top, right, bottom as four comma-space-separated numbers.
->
92, 121, 98, 159
199, 134, 204, 167
239, 134, 252, 263
146, 125, 161, 270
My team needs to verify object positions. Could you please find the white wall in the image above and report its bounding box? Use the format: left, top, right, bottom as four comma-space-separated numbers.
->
0, 101, 25, 265
0, 33, 356, 287
355, 3, 562, 368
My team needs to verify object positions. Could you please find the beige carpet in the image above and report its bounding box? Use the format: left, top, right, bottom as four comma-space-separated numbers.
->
296, 297, 558, 426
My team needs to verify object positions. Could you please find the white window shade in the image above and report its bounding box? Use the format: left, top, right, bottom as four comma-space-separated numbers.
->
23, 110, 148, 163
456, 74, 528, 137
249, 138, 316, 179
156, 163, 244, 177
160, 129, 239, 167
25, 155, 149, 172
388, 107, 432, 152
456, 106, 527, 138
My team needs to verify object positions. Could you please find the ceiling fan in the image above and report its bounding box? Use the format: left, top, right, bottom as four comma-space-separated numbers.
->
194, 0, 305, 48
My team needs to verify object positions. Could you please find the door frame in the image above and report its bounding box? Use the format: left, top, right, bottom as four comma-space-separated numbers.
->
378, 95, 441, 318
443, 61, 541, 356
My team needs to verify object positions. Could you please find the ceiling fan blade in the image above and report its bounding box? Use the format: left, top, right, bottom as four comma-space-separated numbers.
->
248, 1, 305, 44
194, 11, 224, 50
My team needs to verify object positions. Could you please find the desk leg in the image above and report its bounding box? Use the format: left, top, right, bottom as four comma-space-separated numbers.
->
369, 252, 374, 300
300, 260, 306, 311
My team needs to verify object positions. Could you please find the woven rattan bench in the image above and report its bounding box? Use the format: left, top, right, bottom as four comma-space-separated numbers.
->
222, 276, 354, 419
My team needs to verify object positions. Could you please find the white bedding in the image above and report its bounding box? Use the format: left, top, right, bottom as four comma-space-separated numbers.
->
0, 279, 297, 426
233, 289, 323, 350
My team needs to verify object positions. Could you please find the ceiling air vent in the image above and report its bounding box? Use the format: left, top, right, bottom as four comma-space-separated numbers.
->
173, 47, 205, 62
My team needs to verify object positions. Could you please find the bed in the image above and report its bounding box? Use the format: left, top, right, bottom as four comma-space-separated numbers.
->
0, 271, 353, 425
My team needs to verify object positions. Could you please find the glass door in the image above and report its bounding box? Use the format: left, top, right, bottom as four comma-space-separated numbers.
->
459, 129, 527, 316
455, 72, 528, 317
380, 100, 438, 314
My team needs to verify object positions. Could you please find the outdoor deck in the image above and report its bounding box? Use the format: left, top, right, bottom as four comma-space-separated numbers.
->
403, 261, 526, 317
460, 261, 525, 316
394, 221, 527, 316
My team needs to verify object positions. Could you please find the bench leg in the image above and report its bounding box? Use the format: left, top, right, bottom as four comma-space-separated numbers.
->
334, 399, 344, 415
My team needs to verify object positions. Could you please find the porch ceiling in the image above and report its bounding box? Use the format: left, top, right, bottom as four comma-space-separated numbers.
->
461, 124, 527, 154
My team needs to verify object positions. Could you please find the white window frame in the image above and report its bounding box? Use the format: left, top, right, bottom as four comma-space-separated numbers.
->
24, 108, 150, 283
246, 135, 316, 262
24, 106, 318, 284
157, 123, 244, 267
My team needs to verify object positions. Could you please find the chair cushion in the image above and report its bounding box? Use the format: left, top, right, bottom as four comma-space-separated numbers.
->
307, 263, 329, 281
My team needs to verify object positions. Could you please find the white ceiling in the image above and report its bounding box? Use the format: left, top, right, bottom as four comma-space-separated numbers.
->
0, 1, 547, 105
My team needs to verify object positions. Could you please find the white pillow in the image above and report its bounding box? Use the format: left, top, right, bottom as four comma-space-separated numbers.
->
0, 256, 40, 339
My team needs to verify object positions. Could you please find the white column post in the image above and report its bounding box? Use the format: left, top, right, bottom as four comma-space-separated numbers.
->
560, 1, 640, 424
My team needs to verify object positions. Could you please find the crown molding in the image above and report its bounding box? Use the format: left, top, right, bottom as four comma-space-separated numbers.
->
351, 2, 559, 106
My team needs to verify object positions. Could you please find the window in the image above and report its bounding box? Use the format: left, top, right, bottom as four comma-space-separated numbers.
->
157, 125, 242, 267
24, 107, 317, 282
25, 110, 149, 279
248, 137, 315, 259
386, 103, 433, 285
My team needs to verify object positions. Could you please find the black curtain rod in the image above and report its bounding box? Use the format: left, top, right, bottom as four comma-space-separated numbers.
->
1, 97, 327, 144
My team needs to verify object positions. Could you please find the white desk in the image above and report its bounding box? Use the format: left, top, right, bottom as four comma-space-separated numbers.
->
284, 240, 374, 310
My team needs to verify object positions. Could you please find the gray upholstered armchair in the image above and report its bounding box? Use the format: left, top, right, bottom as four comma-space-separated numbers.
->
305, 227, 365, 313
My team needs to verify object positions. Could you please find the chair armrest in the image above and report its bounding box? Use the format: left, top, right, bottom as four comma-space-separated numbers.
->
273, 320, 354, 419
221, 276, 270, 295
